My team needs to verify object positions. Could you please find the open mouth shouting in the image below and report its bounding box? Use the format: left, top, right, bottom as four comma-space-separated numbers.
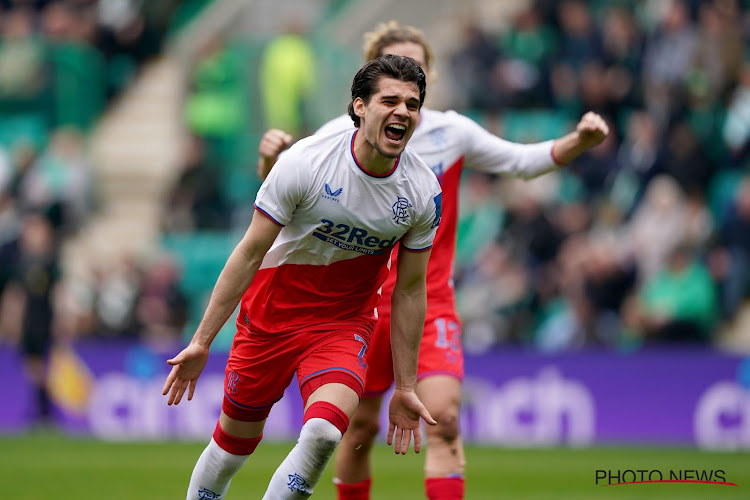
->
385, 123, 407, 143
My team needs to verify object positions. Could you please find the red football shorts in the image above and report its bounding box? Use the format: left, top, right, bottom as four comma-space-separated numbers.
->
363, 311, 464, 397
222, 323, 373, 421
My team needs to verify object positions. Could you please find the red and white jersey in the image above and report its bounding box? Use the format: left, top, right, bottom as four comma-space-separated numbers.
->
240, 129, 442, 335
317, 109, 559, 316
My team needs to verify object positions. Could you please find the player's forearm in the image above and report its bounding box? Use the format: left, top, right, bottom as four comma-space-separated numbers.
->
191, 247, 262, 348
551, 130, 592, 166
389, 282, 427, 392
476, 139, 559, 180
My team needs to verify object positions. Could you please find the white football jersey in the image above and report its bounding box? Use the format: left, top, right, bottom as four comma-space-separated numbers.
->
316, 109, 558, 314
238, 129, 442, 335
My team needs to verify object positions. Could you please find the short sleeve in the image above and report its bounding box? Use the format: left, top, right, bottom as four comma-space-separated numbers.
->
254, 147, 310, 226
400, 181, 442, 252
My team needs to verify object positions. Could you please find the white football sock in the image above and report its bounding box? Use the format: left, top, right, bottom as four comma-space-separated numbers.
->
186, 438, 249, 500
262, 418, 343, 499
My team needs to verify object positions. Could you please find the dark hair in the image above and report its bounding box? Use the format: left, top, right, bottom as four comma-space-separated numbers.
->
347, 54, 426, 127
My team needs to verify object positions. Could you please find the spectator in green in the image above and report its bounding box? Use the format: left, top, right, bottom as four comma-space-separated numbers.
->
0, 7, 48, 111
259, 23, 317, 136
185, 35, 246, 163
496, 5, 556, 107
18, 128, 93, 234
455, 171, 504, 273
625, 244, 718, 344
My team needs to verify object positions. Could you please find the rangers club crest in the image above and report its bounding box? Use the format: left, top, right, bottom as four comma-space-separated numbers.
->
392, 196, 412, 224
287, 473, 311, 493
198, 487, 221, 499
226, 371, 240, 395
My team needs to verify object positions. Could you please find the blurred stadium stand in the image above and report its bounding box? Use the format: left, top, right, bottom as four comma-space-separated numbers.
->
1, 0, 749, 357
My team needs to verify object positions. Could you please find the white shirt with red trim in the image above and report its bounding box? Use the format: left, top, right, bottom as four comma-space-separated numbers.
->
240, 129, 442, 335
317, 109, 559, 316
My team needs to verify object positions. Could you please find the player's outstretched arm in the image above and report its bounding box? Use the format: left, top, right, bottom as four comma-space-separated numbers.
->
387, 247, 437, 454
162, 211, 282, 405
257, 129, 293, 180
551, 111, 610, 165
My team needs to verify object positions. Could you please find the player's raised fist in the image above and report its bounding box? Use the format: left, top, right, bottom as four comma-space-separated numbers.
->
575, 111, 609, 149
259, 129, 293, 159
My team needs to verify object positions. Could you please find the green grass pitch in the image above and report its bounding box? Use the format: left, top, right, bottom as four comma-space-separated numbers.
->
1, 434, 748, 499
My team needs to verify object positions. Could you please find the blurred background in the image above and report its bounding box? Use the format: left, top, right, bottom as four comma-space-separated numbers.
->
1, 0, 750, 497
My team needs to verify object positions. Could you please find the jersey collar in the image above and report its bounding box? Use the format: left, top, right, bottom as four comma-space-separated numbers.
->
350, 130, 400, 178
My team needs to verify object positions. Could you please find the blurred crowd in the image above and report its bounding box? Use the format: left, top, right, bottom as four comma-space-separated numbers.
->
3, 0, 750, 360
449, 0, 750, 352
0, 0, 188, 358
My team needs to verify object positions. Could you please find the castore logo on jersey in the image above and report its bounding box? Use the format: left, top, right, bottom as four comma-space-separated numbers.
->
322, 183, 343, 202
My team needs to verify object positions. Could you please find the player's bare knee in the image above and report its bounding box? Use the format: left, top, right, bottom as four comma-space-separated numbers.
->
429, 411, 460, 444
347, 415, 380, 450
350, 411, 380, 439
